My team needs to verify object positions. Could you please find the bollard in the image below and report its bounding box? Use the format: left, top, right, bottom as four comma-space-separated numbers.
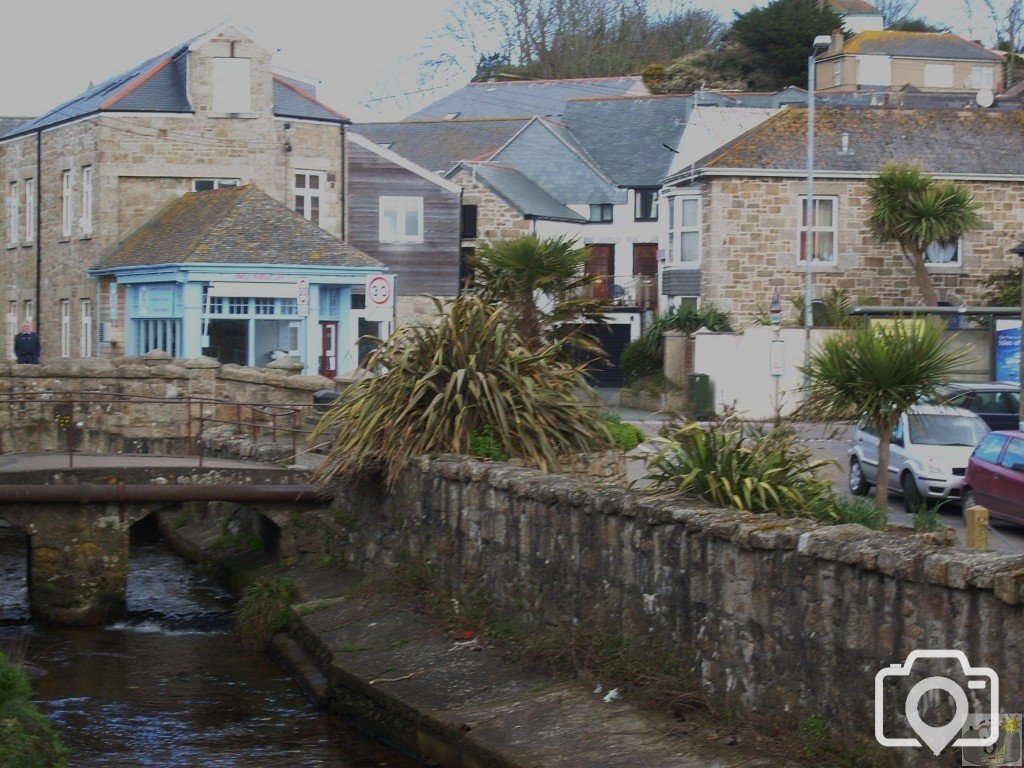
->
966, 505, 989, 551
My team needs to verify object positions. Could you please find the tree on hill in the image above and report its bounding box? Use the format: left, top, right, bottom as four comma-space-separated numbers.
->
729, 0, 844, 89
875, 0, 919, 27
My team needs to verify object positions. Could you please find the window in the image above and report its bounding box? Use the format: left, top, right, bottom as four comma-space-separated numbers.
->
294, 171, 324, 226
460, 204, 478, 239
924, 63, 953, 88
212, 57, 252, 113
668, 196, 701, 263
6, 302, 16, 360
634, 190, 658, 221
856, 55, 892, 86
228, 297, 248, 315
62, 170, 73, 236
23, 300, 33, 322
589, 204, 613, 223
1000, 438, 1024, 472
254, 298, 275, 315
193, 178, 239, 191
81, 166, 93, 234
60, 299, 70, 357
379, 196, 423, 242
23, 179, 34, 242
7, 182, 17, 243
798, 196, 837, 263
924, 239, 962, 267
832, 61, 842, 87
80, 299, 92, 357
970, 66, 994, 90
974, 434, 1009, 464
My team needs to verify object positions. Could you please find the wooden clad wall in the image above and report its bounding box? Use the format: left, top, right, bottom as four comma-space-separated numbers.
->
346, 142, 461, 297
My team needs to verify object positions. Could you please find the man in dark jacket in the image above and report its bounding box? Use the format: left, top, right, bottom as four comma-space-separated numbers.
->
14, 321, 40, 364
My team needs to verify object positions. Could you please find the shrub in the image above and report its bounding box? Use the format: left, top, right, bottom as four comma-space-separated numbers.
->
468, 427, 508, 461
622, 305, 732, 384
235, 576, 298, 650
824, 497, 888, 530
0, 651, 67, 768
313, 296, 612, 489
642, 418, 834, 516
601, 413, 645, 452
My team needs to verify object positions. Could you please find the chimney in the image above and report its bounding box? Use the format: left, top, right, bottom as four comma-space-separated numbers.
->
830, 29, 844, 53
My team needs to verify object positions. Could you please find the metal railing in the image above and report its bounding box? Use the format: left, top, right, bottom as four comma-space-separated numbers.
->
582, 275, 657, 309
0, 390, 327, 469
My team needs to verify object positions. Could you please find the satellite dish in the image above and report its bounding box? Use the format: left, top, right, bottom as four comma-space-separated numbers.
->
976, 89, 995, 108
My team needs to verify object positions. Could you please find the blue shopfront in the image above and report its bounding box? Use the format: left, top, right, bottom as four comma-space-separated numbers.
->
89, 264, 386, 377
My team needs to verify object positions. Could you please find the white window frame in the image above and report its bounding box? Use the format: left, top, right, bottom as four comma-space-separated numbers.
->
6, 301, 17, 360
378, 196, 424, 243
7, 182, 18, 243
192, 178, 240, 191
633, 190, 659, 221
80, 299, 92, 357
924, 63, 954, 88
856, 55, 892, 86
212, 57, 252, 114
294, 171, 325, 226
833, 61, 842, 87
668, 195, 701, 264
62, 170, 73, 236
81, 166, 93, 234
589, 203, 613, 223
924, 238, 963, 268
23, 300, 33, 323
798, 195, 838, 264
23, 179, 34, 243
60, 299, 71, 358
970, 65, 994, 90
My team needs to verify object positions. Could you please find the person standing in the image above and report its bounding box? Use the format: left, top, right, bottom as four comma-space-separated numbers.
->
14, 321, 40, 364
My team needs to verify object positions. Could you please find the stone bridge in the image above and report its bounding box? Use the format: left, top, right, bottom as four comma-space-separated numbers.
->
0, 462, 323, 625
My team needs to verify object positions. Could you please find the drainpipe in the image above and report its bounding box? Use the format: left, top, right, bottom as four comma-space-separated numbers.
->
35, 129, 42, 334
340, 123, 347, 241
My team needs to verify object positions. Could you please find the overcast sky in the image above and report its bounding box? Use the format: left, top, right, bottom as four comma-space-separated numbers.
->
0, 1, 983, 123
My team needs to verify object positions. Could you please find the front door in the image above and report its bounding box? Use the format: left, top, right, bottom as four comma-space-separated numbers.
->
586, 245, 614, 299
319, 322, 338, 378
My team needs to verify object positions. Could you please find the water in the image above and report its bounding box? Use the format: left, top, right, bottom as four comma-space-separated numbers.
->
0, 522, 420, 768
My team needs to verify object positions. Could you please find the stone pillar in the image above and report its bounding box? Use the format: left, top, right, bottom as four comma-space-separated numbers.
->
184, 355, 221, 400
663, 330, 689, 410
8, 503, 129, 626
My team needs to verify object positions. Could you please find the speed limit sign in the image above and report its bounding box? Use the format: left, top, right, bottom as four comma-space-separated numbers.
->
364, 274, 394, 320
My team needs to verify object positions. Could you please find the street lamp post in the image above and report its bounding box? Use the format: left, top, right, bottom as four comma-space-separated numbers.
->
804, 35, 834, 384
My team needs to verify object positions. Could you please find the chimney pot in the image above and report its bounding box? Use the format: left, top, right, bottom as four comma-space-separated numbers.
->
831, 30, 844, 53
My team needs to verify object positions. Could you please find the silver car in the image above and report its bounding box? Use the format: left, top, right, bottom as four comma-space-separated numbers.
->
848, 404, 990, 512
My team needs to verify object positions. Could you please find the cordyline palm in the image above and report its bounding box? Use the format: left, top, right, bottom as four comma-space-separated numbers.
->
800, 321, 965, 511
867, 163, 982, 307
311, 296, 611, 490
469, 235, 609, 348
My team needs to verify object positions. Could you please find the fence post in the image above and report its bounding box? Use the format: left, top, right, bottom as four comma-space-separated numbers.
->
966, 504, 989, 551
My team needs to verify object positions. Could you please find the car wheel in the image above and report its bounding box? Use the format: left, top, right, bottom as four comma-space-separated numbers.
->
902, 473, 923, 513
849, 458, 870, 496
962, 488, 977, 512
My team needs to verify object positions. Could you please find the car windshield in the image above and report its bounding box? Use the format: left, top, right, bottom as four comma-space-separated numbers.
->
907, 414, 989, 446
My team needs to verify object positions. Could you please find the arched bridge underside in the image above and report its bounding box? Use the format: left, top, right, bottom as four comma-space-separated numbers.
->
1, 465, 323, 625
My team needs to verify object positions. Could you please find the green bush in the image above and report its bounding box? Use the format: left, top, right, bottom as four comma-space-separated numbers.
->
313, 296, 612, 489
642, 418, 834, 517
0, 652, 67, 768
601, 414, 645, 452
622, 305, 732, 384
823, 497, 888, 530
469, 427, 508, 461
235, 576, 298, 650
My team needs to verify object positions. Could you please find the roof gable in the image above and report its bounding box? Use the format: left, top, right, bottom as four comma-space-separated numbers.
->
450, 162, 586, 222
92, 185, 380, 271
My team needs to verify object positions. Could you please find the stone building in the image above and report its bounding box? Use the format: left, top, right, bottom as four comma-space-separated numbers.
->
0, 22, 364, 372
660, 106, 1024, 325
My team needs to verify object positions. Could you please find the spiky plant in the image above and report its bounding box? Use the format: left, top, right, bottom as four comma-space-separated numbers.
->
867, 164, 982, 307
800, 320, 965, 511
312, 296, 612, 490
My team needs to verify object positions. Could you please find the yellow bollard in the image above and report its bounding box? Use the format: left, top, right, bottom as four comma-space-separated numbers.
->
966, 505, 989, 551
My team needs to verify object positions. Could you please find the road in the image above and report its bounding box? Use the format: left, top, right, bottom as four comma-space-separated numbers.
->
612, 406, 1024, 555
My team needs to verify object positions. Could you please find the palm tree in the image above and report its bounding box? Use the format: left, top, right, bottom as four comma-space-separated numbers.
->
801, 320, 965, 511
469, 235, 609, 348
867, 163, 982, 308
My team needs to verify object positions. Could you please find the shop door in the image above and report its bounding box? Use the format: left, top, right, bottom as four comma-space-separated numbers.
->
319, 322, 338, 378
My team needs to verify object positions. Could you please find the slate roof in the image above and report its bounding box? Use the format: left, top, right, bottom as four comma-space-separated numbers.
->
695, 107, 1024, 177
0, 117, 32, 136
406, 76, 650, 120
449, 163, 586, 222
830, 31, 1002, 61
2, 33, 347, 141
353, 118, 531, 173
92, 185, 380, 270
562, 95, 692, 187
668, 106, 778, 178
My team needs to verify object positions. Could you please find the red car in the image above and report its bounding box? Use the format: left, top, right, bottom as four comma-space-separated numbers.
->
963, 431, 1024, 524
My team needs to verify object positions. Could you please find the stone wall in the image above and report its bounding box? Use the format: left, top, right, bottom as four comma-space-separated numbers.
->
317, 455, 1024, 765
0, 353, 333, 455
451, 169, 534, 243
696, 176, 1024, 324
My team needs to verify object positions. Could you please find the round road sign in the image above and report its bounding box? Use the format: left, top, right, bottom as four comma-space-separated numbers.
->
368, 275, 392, 306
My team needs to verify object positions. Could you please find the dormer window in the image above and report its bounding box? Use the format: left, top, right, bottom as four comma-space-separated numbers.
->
212, 57, 252, 114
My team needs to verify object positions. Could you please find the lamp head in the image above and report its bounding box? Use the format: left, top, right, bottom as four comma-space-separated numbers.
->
813, 35, 832, 49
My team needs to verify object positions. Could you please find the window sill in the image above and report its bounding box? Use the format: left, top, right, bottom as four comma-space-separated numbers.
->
795, 261, 838, 271
634, 217, 658, 223
5, 243, 18, 250
78, 233, 93, 241
21, 242, 34, 248
58, 236, 71, 244
378, 239, 424, 245
663, 262, 701, 269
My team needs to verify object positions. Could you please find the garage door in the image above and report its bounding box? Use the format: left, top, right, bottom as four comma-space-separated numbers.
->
569, 323, 632, 388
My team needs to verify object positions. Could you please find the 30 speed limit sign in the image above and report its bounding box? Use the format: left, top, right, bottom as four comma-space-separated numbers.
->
364, 274, 395, 320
